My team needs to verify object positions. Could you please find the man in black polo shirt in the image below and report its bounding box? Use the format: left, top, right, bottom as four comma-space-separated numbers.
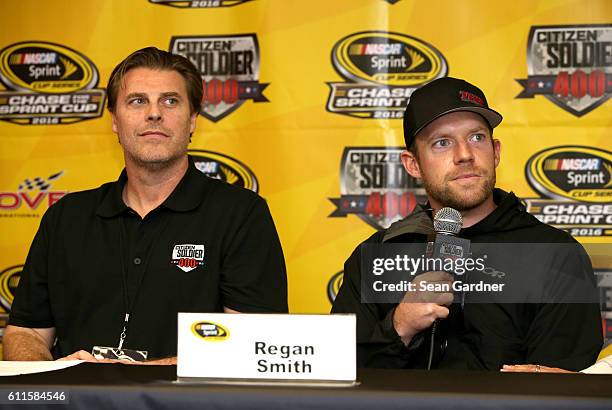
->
4, 47, 288, 363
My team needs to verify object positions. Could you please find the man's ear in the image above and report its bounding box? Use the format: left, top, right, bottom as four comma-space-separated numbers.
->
110, 111, 118, 134
189, 112, 197, 135
493, 138, 501, 168
401, 150, 422, 179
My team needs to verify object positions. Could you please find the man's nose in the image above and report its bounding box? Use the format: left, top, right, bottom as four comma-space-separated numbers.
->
454, 140, 474, 164
146, 104, 162, 122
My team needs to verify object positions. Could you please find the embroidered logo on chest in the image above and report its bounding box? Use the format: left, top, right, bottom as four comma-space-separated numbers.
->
171, 244, 205, 272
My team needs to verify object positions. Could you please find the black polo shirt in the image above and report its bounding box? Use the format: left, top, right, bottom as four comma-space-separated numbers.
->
10, 159, 288, 359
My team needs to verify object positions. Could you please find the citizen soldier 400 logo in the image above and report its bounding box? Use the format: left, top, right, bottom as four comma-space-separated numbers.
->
0, 171, 67, 218
329, 147, 426, 230
597, 269, 612, 343
189, 149, 258, 192
0, 41, 106, 125
171, 244, 205, 272
327, 31, 447, 119
516, 25, 611, 116
149, 0, 252, 8
524, 146, 611, 237
0, 265, 21, 312
170, 34, 268, 122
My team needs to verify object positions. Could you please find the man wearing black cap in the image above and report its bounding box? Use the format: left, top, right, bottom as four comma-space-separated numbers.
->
332, 77, 602, 370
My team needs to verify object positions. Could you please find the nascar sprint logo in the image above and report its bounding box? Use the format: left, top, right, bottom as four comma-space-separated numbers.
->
189, 149, 258, 192
0, 41, 105, 125
0, 265, 21, 311
327, 271, 343, 304
149, 0, 252, 8
329, 147, 426, 230
524, 146, 611, 237
170, 35, 268, 122
516, 24, 611, 117
327, 31, 447, 119
192, 321, 229, 341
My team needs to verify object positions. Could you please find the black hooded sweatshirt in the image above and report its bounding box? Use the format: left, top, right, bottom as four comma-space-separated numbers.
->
332, 189, 602, 371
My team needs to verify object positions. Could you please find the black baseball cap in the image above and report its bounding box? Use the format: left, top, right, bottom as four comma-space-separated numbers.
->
403, 77, 503, 148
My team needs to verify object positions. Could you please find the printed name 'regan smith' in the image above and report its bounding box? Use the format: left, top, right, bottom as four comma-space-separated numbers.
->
255, 341, 314, 373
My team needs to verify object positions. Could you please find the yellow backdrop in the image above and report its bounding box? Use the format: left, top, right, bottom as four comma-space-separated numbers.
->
0, 1, 610, 343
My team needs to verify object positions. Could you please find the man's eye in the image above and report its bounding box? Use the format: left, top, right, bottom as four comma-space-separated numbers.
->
129, 97, 145, 105
433, 139, 451, 148
470, 133, 486, 142
165, 97, 178, 105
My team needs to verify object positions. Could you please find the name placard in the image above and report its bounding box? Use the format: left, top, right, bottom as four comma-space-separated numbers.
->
177, 313, 356, 384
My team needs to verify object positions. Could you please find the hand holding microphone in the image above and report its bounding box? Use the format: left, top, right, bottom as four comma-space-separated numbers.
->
392, 207, 467, 347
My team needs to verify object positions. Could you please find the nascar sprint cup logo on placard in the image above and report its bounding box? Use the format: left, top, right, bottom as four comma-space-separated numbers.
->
524, 146, 611, 237
0, 41, 105, 125
329, 147, 427, 230
516, 24, 611, 116
170, 35, 268, 122
149, 0, 252, 8
327, 31, 447, 119
189, 149, 258, 192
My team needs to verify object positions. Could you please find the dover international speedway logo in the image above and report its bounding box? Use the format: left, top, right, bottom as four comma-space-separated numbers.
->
170, 34, 268, 122
0, 41, 105, 125
327, 31, 447, 119
329, 147, 426, 230
0, 171, 67, 218
524, 146, 611, 237
149, 0, 252, 8
516, 24, 611, 116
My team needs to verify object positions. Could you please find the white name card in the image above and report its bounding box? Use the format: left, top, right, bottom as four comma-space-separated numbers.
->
177, 313, 356, 384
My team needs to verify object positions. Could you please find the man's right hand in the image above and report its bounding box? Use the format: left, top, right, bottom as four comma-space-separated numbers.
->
392, 271, 454, 345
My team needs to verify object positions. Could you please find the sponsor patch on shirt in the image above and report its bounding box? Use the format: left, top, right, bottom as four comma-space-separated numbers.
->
171, 244, 205, 272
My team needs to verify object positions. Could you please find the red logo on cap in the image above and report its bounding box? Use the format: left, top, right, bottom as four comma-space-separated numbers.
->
459, 91, 484, 106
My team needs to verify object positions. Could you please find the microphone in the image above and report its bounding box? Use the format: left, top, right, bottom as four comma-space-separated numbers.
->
425, 207, 470, 370
426, 207, 470, 264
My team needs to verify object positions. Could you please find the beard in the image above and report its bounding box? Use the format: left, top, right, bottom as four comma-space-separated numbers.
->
421, 169, 496, 212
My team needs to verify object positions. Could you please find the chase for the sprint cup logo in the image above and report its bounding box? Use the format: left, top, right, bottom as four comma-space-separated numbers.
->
515, 24, 611, 116
326, 31, 447, 119
170, 34, 268, 122
149, 0, 252, 8
524, 146, 611, 237
0, 41, 106, 125
189, 149, 259, 192
329, 147, 426, 230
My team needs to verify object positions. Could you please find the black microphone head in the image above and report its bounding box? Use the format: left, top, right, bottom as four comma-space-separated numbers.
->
433, 207, 462, 235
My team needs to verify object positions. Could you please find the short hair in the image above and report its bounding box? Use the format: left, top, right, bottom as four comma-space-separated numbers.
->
106, 47, 203, 114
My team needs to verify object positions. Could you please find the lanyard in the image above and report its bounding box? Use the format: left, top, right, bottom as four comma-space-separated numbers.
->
115, 211, 169, 349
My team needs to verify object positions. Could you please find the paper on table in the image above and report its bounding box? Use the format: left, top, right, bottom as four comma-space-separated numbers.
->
0, 360, 83, 376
